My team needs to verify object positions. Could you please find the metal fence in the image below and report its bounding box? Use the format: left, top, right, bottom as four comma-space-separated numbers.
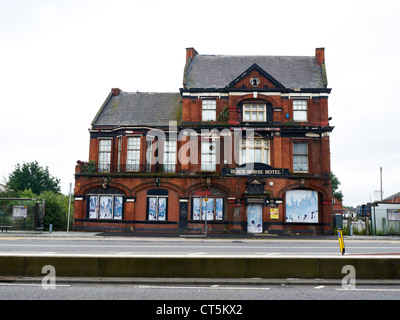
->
0, 198, 45, 231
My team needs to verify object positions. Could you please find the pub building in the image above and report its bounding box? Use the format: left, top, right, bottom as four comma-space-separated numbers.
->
73, 47, 334, 235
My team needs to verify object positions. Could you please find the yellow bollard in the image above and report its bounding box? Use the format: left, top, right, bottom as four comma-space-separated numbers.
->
337, 228, 345, 255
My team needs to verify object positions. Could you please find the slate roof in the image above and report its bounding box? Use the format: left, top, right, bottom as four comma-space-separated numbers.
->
384, 191, 400, 202
92, 92, 182, 128
184, 54, 325, 89
92, 51, 326, 129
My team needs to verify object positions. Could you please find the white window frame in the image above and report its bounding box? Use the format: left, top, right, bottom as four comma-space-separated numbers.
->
163, 140, 176, 172
240, 138, 270, 165
117, 137, 122, 172
98, 139, 112, 172
127, 136, 141, 171
293, 142, 309, 172
146, 137, 153, 172
293, 99, 308, 122
201, 140, 217, 171
243, 104, 266, 122
202, 99, 216, 121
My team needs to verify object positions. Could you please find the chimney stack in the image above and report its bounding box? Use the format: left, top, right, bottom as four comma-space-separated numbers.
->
186, 47, 198, 60
111, 88, 122, 96
315, 48, 325, 66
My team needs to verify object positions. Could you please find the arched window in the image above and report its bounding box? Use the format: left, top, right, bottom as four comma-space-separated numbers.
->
285, 189, 318, 223
191, 189, 225, 221
146, 189, 168, 221
87, 189, 124, 220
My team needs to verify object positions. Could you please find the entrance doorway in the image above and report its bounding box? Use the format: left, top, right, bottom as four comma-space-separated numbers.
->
247, 204, 263, 233
179, 200, 188, 233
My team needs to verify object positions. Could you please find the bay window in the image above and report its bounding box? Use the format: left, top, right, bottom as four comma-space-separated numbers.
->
127, 137, 141, 171
98, 139, 111, 172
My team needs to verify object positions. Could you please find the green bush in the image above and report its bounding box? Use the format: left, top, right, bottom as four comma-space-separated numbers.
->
39, 191, 73, 231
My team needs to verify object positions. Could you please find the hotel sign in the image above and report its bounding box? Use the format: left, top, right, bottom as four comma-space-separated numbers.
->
222, 164, 289, 177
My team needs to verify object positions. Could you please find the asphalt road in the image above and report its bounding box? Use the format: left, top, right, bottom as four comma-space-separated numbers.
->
1, 234, 400, 303
1, 281, 400, 300
0, 236, 399, 257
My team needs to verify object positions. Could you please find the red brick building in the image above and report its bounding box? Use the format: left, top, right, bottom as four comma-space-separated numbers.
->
383, 192, 400, 204
74, 47, 334, 235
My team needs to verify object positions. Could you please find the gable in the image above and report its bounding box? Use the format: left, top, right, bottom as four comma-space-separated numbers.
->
227, 64, 285, 90
247, 177, 263, 185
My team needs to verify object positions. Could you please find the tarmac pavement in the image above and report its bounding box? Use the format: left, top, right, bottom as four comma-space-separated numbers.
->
1, 229, 399, 241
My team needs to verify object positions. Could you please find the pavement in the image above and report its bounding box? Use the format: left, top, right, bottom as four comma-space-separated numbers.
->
0, 230, 399, 241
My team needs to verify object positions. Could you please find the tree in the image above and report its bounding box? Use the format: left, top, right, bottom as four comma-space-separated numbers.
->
39, 190, 71, 231
331, 172, 343, 202
5, 161, 61, 195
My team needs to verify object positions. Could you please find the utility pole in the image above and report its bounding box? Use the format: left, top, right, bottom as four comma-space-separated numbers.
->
380, 167, 383, 201
67, 182, 72, 232
204, 197, 208, 237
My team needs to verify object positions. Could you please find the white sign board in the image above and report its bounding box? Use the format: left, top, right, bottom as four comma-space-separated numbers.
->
12, 205, 28, 218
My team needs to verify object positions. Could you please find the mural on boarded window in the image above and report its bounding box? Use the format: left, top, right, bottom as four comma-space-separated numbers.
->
192, 197, 224, 221
99, 196, 113, 219
286, 190, 318, 223
215, 198, 223, 220
148, 198, 157, 220
89, 196, 98, 219
113, 196, 123, 220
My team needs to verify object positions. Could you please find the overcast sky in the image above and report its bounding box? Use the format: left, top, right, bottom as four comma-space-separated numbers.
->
1, 0, 399, 207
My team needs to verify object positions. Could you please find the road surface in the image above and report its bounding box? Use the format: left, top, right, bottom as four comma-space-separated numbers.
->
0, 236, 399, 257
1, 281, 400, 300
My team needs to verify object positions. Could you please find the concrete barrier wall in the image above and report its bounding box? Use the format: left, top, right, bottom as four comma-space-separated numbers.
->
1, 256, 400, 279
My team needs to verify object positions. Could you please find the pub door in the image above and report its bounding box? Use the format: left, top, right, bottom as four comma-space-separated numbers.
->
179, 200, 188, 233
